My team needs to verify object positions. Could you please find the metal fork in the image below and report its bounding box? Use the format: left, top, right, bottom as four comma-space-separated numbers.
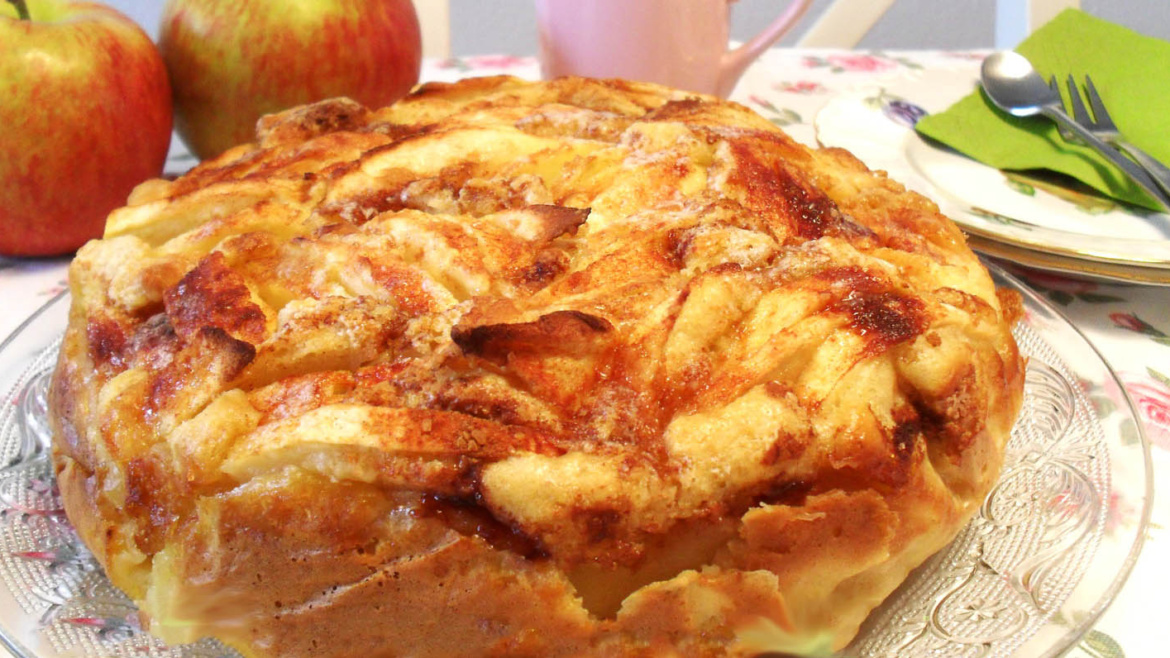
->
1064, 74, 1170, 201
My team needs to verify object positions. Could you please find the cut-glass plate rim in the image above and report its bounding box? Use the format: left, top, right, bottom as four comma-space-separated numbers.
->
987, 261, 1154, 658
0, 290, 67, 357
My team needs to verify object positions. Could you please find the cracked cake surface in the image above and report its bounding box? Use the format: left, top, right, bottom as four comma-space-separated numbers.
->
50, 75, 1024, 657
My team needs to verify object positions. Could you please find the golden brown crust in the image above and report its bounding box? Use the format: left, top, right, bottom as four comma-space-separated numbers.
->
50, 76, 1024, 657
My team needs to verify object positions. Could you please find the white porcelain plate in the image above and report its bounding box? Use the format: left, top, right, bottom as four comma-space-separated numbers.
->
814, 67, 1170, 285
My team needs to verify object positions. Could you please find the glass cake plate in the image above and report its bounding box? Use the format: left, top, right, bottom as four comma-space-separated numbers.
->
0, 264, 1152, 658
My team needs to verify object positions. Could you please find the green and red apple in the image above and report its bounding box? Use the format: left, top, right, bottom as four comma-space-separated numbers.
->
0, 0, 173, 256
160, 0, 423, 160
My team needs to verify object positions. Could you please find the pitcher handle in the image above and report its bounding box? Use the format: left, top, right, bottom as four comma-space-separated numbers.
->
717, 0, 812, 97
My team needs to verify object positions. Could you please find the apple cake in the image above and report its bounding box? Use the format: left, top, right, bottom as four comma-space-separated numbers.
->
50, 75, 1024, 657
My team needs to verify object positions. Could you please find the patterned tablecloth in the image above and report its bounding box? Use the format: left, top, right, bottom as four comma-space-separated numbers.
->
1, 50, 1166, 658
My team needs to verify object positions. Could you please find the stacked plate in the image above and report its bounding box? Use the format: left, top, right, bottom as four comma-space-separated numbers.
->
815, 67, 1170, 285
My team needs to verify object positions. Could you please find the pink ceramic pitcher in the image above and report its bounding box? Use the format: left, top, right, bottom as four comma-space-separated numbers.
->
535, 0, 812, 97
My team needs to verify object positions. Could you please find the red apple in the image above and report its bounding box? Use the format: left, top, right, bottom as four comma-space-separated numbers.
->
159, 0, 423, 160
0, 0, 173, 257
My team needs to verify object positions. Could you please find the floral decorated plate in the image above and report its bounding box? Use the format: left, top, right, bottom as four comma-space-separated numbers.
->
0, 262, 1153, 657
813, 67, 1170, 285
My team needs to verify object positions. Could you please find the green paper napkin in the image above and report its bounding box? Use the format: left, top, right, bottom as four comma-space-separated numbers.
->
915, 9, 1170, 211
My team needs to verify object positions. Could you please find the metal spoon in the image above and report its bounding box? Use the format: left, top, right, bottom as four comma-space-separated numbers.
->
980, 50, 1170, 212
